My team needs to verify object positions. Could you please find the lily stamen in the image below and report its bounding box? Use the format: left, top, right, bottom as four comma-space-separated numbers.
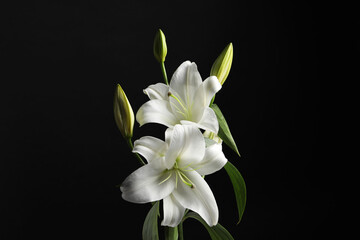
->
168, 92, 190, 119
158, 171, 173, 185
177, 171, 195, 189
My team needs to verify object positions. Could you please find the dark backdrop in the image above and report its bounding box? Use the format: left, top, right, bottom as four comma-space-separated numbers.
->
2, 0, 336, 239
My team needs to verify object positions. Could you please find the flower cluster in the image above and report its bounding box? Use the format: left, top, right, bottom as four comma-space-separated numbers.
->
114, 29, 245, 239
123, 61, 226, 227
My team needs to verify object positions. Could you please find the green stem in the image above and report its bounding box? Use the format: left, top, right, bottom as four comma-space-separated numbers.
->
179, 209, 190, 240
165, 226, 178, 240
210, 95, 216, 106
160, 61, 169, 85
126, 138, 145, 165
178, 222, 184, 240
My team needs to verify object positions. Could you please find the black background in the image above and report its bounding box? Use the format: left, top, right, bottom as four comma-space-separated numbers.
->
1, 0, 337, 239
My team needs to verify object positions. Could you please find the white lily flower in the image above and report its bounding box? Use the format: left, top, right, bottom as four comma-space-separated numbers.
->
136, 61, 222, 133
120, 125, 227, 227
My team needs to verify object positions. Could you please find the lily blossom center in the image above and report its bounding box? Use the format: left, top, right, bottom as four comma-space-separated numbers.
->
167, 91, 193, 120
160, 159, 198, 189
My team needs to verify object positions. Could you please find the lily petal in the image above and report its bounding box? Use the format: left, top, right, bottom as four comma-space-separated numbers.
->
200, 76, 222, 107
133, 136, 167, 165
170, 61, 202, 107
120, 163, 175, 204
193, 143, 227, 176
161, 194, 186, 227
177, 125, 205, 168
172, 170, 219, 226
164, 125, 185, 169
136, 99, 179, 128
143, 83, 169, 100
166, 125, 205, 169
190, 76, 221, 122
187, 107, 219, 133
165, 127, 173, 146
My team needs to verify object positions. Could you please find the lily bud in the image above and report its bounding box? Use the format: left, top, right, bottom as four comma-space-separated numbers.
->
114, 84, 134, 139
210, 43, 233, 85
153, 29, 167, 63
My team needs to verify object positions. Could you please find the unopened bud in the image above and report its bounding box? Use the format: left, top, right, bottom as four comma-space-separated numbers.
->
210, 43, 233, 85
153, 29, 167, 63
114, 84, 134, 139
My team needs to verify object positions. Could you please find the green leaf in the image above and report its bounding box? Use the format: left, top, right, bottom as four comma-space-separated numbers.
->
142, 201, 160, 240
182, 212, 234, 240
224, 161, 246, 224
210, 104, 240, 156
164, 226, 178, 240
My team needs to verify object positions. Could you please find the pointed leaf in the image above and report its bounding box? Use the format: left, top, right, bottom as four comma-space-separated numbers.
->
142, 201, 160, 240
182, 212, 234, 240
224, 161, 246, 224
210, 104, 240, 156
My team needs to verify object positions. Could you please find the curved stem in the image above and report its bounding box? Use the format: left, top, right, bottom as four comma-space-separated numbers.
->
178, 222, 184, 240
209, 95, 216, 106
179, 209, 190, 240
165, 226, 178, 240
160, 61, 169, 85
126, 138, 145, 165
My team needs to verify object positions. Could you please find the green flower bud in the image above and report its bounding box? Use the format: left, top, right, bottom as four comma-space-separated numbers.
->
210, 43, 233, 85
114, 84, 134, 139
153, 29, 167, 63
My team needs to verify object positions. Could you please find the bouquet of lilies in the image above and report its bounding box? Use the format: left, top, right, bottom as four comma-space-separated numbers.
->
114, 29, 246, 240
